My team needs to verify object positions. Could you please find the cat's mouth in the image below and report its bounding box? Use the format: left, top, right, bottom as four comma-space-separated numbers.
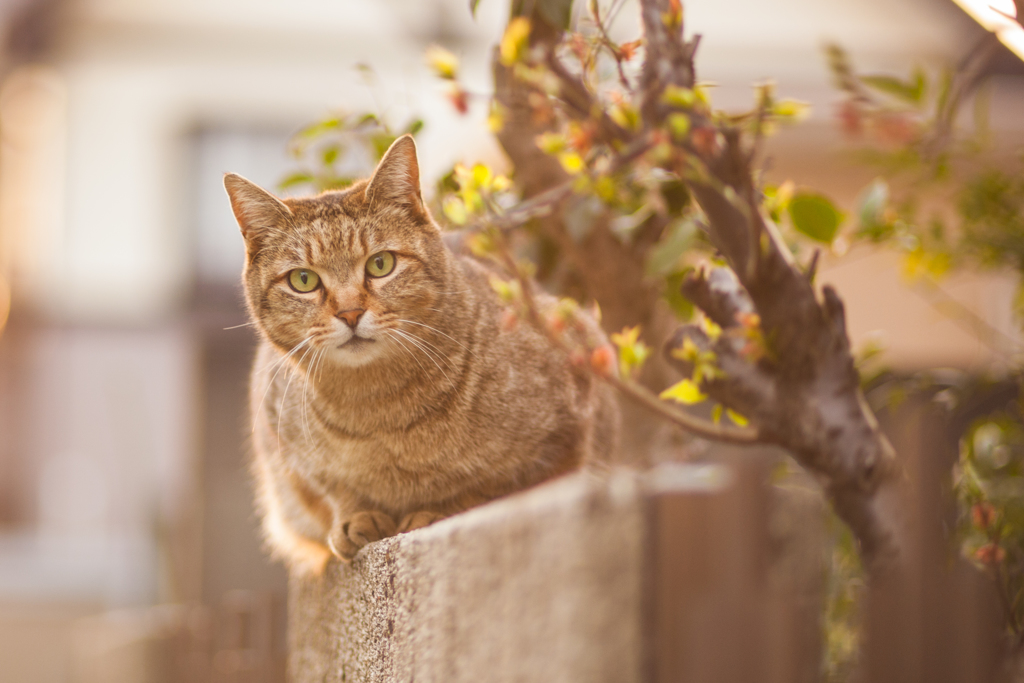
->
337, 336, 375, 350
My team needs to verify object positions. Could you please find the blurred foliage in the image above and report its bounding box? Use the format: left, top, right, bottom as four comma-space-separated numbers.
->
956, 407, 1024, 645
826, 44, 1024, 288
282, 0, 833, 348
822, 511, 864, 683
281, 112, 424, 194
828, 42, 1024, 659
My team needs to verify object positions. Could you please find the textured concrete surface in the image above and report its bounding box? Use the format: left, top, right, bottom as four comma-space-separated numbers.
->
287, 464, 821, 683
288, 468, 717, 683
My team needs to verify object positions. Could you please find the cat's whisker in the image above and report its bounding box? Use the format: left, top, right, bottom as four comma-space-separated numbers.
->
276, 344, 314, 448
390, 329, 445, 380
396, 328, 459, 372
391, 329, 455, 386
253, 336, 314, 433
385, 330, 430, 377
316, 343, 329, 384
306, 346, 328, 445
300, 346, 320, 445
397, 319, 476, 357
223, 321, 257, 330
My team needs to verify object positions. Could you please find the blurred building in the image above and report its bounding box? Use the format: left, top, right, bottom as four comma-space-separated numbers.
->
0, 0, 1019, 681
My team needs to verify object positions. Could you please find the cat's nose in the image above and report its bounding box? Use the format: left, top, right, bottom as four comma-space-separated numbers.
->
336, 308, 365, 328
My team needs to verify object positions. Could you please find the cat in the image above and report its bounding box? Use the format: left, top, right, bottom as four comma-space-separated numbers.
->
224, 135, 619, 575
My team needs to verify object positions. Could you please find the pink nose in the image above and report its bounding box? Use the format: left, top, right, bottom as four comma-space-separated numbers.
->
336, 308, 364, 328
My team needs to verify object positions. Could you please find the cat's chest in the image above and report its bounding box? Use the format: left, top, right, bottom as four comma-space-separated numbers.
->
287, 399, 461, 483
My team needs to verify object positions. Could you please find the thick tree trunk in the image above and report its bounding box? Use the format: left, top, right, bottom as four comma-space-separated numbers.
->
490, 0, 908, 573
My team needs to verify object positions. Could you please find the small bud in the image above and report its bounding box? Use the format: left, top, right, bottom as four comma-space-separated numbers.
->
618, 39, 641, 61
569, 33, 588, 62
590, 345, 616, 377
446, 83, 469, 115
547, 312, 566, 336
837, 100, 862, 137
972, 502, 996, 531
691, 126, 719, 157
974, 542, 1006, 566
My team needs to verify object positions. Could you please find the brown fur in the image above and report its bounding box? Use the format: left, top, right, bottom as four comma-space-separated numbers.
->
224, 135, 619, 575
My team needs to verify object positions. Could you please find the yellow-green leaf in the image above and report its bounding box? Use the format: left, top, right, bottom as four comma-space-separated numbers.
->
500, 17, 532, 66
535, 132, 567, 154
442, 197, 468, 225
661, 85, 696, 109
788, 192, 843, 243
425, 45, 459, 80
726, 409, 749, 426
471, 163, 492, 189
773, 99, 811, 121
558, 151, 585, 175
660, 379, 707, 405
487, 102, 506, 133
668, 113, 691, 141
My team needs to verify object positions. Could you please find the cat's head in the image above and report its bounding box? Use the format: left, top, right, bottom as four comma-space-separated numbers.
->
224, 135, 450, 368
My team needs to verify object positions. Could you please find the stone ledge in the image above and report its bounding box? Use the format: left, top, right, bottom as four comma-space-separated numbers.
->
288, 463, 821, 683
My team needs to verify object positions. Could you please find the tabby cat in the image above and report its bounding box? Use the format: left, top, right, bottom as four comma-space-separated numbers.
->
224, 135, 619, 575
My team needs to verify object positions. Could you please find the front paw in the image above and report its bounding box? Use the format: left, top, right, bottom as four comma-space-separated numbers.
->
328, 510, 397, 561
397, 510, 445, 533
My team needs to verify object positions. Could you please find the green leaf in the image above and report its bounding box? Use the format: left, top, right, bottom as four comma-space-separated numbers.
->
645, 217, 697, 277
662, 85, 697, 109
857, 179, 889, 235
788, 192, 844, 243
279, 171, 314, 190
425, 45, 460, 80
294, 117, 343, 140
442, 196, 469, 225
406, 119, 425, 136
611, 326, 651, 377
667, 113, 691, 141
355, 112, 380, 128
860, 74, 924, 104
772, 99, 811, 121
659, 379, 707, 405
663, 271, 694, 320
500, 16, 532, 65
470, 0, 482, 17
322, 145, 340, 166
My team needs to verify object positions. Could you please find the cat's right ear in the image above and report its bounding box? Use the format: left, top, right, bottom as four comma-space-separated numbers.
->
223, 173, 293, 252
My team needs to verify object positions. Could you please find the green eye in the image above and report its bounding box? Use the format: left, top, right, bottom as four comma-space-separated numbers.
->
288, 269, 320, 293
366, 251, 396, 278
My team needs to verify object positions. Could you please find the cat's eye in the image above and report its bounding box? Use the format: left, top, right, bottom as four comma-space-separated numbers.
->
288, 269, 320, 293
365, 251, 396, 278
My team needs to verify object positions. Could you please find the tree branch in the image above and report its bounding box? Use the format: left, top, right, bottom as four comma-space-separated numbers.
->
637, 0, 908, 576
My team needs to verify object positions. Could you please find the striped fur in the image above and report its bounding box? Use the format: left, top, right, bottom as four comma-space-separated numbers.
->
225, 136, 619, 574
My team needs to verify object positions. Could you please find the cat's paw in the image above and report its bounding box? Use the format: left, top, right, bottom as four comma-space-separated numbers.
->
328, 510, 397, 561
397, 510, 446, 533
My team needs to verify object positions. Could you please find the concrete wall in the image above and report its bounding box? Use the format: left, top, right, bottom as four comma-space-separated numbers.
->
288, 463, 825, 683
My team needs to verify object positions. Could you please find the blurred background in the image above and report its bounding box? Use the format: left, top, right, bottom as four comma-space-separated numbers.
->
0, 0, 1020, 681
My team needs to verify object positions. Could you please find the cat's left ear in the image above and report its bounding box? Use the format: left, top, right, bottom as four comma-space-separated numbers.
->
224, 173, 293, 254
364, 134, 425, 217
